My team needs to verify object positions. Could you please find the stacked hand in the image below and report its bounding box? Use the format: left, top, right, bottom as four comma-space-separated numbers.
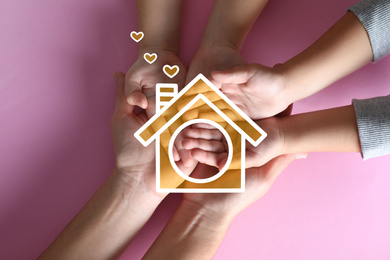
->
178, 117, 287, 171
211, 64, 292, 120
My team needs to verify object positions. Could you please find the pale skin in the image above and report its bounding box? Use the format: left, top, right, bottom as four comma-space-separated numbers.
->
38, 74, 299, 259
126, 0, 186, 117
38, 73, 166, 259
36, 2, 373, 260
126, 0, 271, 171
181, 11, 372, 168
183, 105, 361, 169
211, 11, 373, 120
143, 154, 297, 260
186, 0, 269, 82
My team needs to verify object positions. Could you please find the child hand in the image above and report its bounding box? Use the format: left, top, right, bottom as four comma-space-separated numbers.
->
177, 123, 229, 170
172, 123, 228, 176
181, 117, 303, 169
126, 50, 186, 118
211, 64, 291, 120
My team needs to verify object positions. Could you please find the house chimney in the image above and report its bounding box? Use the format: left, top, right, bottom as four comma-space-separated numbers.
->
156, 83, 178, 112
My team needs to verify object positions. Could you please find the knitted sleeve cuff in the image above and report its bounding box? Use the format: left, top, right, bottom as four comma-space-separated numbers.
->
349, 0, 390, 62
353, 95, 390, 159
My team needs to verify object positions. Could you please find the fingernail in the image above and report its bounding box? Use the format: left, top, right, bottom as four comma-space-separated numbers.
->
295, 153, 308, 159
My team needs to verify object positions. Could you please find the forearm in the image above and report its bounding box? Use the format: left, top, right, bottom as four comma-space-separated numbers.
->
143, 201, 231, 260
281, 105, 361, 154
39, 170, 162, 260
200, 0, 269, 50
278, 12, 373, 103
137, 0, 183, 54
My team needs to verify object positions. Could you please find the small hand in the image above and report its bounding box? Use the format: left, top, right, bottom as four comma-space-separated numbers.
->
182, 117, 306, 169
111, 72, 159, 196
211, 64, 291, 120
126, 50, 200, 181
126, 50, 186, 118
178, 123, 229, 170
172, 123, 227, 177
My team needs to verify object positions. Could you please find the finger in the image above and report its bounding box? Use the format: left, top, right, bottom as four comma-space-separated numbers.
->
182, 138, 226, 152
173, 145, 180, 161
182, 128, 224, 140
179, 149, 196, 168
191, 149, 228, 168
218, 157, 228, 171
125, 80, 148, 109
192, 123, 217, 130
211, 64, 256, 84
127, 91, 148, 109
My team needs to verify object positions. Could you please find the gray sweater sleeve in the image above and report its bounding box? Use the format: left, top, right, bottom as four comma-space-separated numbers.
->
349, 0, 390, 62
353, 95, 390, 159
349, 1, 390, 159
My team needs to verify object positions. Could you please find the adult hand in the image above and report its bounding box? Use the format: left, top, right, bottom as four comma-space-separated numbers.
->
182, 154, 298, 223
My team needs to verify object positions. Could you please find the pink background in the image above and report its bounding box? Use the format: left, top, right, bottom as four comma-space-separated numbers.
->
1, 0, 390, 259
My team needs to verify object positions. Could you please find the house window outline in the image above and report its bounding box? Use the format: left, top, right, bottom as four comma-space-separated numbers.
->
168, 118, 233, 184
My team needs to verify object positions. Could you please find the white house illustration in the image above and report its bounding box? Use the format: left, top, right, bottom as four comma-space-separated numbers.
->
134, 74, 267, 193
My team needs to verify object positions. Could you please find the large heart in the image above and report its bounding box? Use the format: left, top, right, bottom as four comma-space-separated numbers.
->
163, 65, 179, 78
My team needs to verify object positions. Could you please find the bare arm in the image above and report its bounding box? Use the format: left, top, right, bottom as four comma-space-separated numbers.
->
279, 12, 373, 104
39, 73, 164, 259
281, 105, 361, 154
186, 0, 269, 82
200, 0, 269, 50
143, 155, 297, 260
137, 0, 183, 54
126, 0, 186, 117
143, 201, 230, 260
38, 171, 162, 260
211, 11, 374, 119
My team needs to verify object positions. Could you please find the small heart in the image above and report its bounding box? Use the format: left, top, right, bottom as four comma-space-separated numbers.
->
130, 31, 144, 42
163, 65, 179, 78
144, 53, 157, 64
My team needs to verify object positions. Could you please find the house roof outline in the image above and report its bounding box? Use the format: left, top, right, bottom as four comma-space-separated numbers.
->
134, 74, 267, 147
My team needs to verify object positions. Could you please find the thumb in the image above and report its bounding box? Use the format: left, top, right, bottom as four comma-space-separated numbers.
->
125, 79, 148, 109
262, 154, 298, 181
211, 64, 257, 85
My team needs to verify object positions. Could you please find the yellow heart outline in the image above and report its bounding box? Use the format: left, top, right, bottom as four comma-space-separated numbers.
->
143, 53, 157, 64
130, 31, 144, 42
163, 65, 179, 78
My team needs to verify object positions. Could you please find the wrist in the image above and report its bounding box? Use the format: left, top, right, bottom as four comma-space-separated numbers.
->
273, 63, 301, 105
278, 116, 293, 155
139, 44, 179, 57
199, 36, 240, 52
180, 198, 234, 230
111, 167, 166, 204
